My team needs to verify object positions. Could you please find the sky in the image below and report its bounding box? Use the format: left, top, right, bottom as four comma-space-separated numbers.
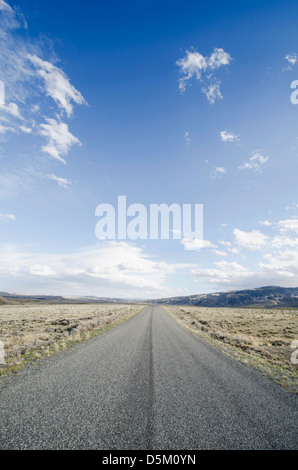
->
0, 0, 298, 299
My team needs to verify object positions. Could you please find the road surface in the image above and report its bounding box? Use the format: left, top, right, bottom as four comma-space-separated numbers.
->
0, 305, 297, 449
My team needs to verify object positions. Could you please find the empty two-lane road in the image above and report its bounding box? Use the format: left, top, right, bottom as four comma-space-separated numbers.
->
0, 305, 297, 449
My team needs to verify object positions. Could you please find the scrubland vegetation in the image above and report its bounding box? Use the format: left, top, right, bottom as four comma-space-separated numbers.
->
0, 302, 143, 376
166, 305, 298, 391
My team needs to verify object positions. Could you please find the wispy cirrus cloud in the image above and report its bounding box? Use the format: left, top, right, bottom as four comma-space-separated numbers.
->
176, 47, 232, 103
20, 125, 32, 134
0, 1, 86, 200
0, 124, 15, 134
0, 102, 22, 119
239, 152, 269, 173
0, 164, 43, 200
0, 0, 12, 12
184, 131, 191, 145
40, 118, 81, 164
48, 174, 72, 189
0, 213, 15, 221
27, 54, 86, 118
211, 166, 226, 179
284, 53, 298, 71
211, 249, 227, 257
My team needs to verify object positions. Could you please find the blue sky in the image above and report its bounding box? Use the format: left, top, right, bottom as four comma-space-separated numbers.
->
0, 0, 298, 298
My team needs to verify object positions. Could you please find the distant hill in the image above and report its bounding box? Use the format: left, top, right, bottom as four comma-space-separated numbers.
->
0, 296, 11, 305
153, 286, 298, 308
0, 292, 136, 304
0, 292, 66, 303
1, 286, 298, 308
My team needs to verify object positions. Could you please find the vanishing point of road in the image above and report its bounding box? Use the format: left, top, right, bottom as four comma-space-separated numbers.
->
0, 305, 297, 449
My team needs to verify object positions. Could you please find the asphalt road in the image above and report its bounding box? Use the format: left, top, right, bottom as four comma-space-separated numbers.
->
0, 305, 297, 450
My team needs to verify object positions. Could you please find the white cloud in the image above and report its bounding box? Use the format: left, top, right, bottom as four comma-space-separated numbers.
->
48, 174, 72, 189
0, 102, 22, 119
208, 48, 232, 69
229, 247, 240, 254
177, 50, 208, 91
220, 130, 239, 142
277, 217, 298, 234
176, 47, 232, 103
284, 53, 298, 70
188, 215, 298, 290
217, 216, 298, 255
0, 242, 180, 298
27, 54, 86, 117
29, 265, 57, 277
259, 220, 272, 226
260, 250, 298, 280
48, 173, 72, 189
285, 201, 298, 211
216, 260, 248, 272
212, 249, 227, 257
0, 0, 12, 12
40, 118, 81, 164
211, 166, 226, 178
202, 80, 223, 104
189, 250, 298, 289
0, 4, 86, 193
239, 152, 269, 173
181, 238, 216, 251
271, 235, 298, 249
20, 125, 32, 134
233, 228, 269, 251
218, 240, 232, 247
0, 213, 15, 221
0, 124, 14, 134
189, 261, 249, 285
184, 131, 190, 145
215, 166, 226, 174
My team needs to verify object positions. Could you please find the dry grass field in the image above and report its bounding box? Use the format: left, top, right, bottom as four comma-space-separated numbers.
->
166, 305, 298, 391
1, 301, 297, 391
0, 302, 144, 376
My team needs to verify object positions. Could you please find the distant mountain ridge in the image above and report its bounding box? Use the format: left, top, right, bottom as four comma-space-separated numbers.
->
0, 292, 125, 304
0, 286, 298, 307
153, 286, 298, 308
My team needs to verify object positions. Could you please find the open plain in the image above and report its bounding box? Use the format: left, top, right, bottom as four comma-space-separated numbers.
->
0, 301, 143, 375
166, 305, 298, 391
0, 305, 297, 449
